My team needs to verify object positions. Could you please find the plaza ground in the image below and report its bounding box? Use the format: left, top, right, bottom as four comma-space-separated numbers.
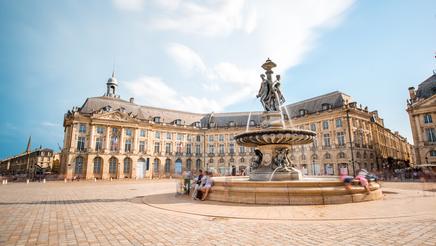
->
0, 180, 435, 246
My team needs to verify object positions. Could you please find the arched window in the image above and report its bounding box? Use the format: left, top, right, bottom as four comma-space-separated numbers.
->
301, 154, 306, 160
153, 159, 160, 174
165, 159, 171, 174
363, 152, 367, 159
109, 157, 117, 175
325, 153, 331, 159
312, 154, 318, 160
93, 157, 102, 174
299, 109, 306, 116
186, 159, 192, 170
123, 158, 131, 176
75, 156, 83, 176
195, 159, 201, 170
240, 158, 245, 163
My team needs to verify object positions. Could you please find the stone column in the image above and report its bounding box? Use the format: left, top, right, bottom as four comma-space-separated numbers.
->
120, 128, 125, 154
105, 127, 110, 153
85, 155, 94, 179
70, 124, 77, 152
134, 128, 139, 154
89, 124, 95, 151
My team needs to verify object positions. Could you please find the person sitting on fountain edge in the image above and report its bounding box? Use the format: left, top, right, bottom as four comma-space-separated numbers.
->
201, 171, 214, 201
192, 170, 204, 200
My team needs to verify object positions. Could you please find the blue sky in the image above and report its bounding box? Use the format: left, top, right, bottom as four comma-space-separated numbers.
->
0, 0, 435, 159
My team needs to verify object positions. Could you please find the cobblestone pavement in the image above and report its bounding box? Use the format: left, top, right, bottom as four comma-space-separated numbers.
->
0, 180, 435, 246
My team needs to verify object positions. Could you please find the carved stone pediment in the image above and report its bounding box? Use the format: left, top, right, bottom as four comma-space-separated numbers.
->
91, 111, 138, 122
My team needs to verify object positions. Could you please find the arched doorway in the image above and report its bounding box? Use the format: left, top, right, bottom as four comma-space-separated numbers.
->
136, 158, 146, 179
109, 157, 118, 179
186, 159, 192, 171
153, 158, 160, 176
93, 157, 103, 179
74, 156, 84, 178
196, 159, 201, 171
175, 159, 182, 176
165, 159, 171, 176
123, 158, 132, 178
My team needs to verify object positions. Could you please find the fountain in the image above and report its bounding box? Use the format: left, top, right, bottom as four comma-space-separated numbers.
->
208, 59, 382, 205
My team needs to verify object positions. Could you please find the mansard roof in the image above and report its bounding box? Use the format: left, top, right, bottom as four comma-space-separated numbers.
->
416, 73, 436, 99
284, 91, 351, 117
77, 91, 352, 127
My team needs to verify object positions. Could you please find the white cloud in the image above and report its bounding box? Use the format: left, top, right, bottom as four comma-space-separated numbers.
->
112, 0, 145, 11
118, 0, 355, 113
166, 43, 206, 74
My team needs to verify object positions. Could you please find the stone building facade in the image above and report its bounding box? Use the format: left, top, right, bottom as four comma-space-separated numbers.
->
0, 148, 55, 176
60, 73, 413, 179
407, 73, 436, 164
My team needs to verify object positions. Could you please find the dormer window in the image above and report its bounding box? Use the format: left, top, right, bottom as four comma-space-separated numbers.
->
249, 120, 255, 126
321, 103, 331, 111
153, 117, 161, 123
210, 122, 216, 128
299, 109, 306, 116
229, 121, 235, 127
194, 121, 201, 128
174, 119, 182, 125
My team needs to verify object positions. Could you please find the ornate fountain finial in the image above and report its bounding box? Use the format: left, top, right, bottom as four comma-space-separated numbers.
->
261, 58, 276, 71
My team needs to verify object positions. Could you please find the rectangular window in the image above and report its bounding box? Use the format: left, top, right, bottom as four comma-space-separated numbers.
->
95, 138, 103, 151
110, 136, 118, 151
219, 135, 224, 142
165, 143, 172, 153
208, 135, 214, 142
195, 144, 201, 154
229, 134, 235, 141
186, 144, 192, 154
229, 143, 235, 154
208, 144, 215, 154
112, 127, 118, 135
77, 137, 85, 151
139, 141, 145, 152
124, 139, 132, 152
187, 134, 192, 141
125, 128, 132, 136
426, 128, 436, 142
239, 146, 245, 153
323, 133, 331, 147
176, 142, 182, 154
424, 114, 433, 124
96, 126, 104, 134
219, 144, 225, 154
336, 118, 343, 128
166, 132, 172, 140
155, 131, 160, 139
140, 129, 146, 137
337, 132, 345, 146
310, 123, 316, 131
79, 124, 86, 133
196, 135, 201, 142
177, 133, 184, 141
322, 120, 329, 130
154, 142, 160, 153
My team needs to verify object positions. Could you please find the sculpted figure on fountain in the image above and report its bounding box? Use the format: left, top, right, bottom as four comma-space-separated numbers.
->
257, 59, 286, 112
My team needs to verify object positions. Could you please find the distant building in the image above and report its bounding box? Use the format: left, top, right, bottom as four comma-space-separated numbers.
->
60, 72, 412, 179
0, 148, 55, 177
407, 72, 436, 164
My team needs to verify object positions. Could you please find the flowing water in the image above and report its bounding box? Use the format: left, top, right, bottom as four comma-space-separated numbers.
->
282, 104, 293, 128
273, 91, 286, 128
269, 166, 283, 181
246, 112, 252, 132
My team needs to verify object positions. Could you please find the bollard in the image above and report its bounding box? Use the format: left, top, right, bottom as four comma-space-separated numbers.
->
43, 179, 46, 184
27, 179, 29, 184
5, 180, 7, 184
110, 177, 113, 181
94, 178, 97, 182
64, 178, 67, 183
1, 180, 4, 185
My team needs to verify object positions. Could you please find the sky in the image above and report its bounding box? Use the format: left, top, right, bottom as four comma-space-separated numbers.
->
0, 0, 435, 159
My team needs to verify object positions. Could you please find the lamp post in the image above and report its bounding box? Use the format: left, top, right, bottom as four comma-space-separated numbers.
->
346, 109, 356, 176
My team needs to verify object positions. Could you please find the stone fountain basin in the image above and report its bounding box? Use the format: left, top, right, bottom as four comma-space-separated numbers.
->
235, 128, 316, 147
208, 176, 383, 205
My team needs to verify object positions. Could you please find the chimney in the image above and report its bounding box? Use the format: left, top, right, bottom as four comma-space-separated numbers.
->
129, 97, 135, 103
408, 87, 416, 101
